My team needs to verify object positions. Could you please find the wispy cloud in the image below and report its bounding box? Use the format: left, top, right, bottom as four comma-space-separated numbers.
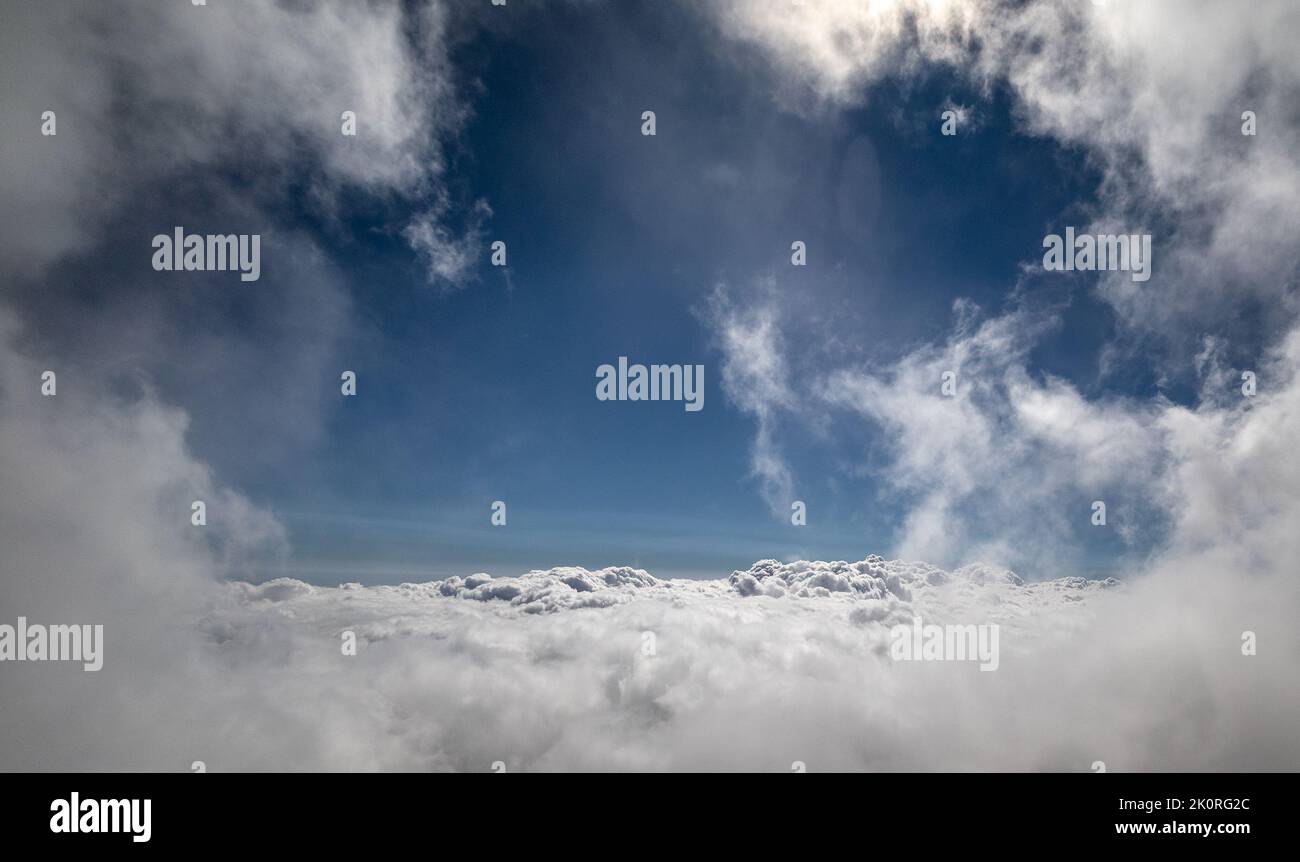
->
705, 282, 798, 517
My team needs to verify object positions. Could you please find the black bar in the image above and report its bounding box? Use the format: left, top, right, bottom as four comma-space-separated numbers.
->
7, 773, 1285, 849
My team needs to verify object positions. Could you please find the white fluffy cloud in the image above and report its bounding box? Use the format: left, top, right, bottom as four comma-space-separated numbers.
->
0, 0, 471, 285
707, 282, 1300, 579
817, 301, 1171, 570
711, 0, 984, 105
711, 0, 1300, 345
0, 0, 481, 490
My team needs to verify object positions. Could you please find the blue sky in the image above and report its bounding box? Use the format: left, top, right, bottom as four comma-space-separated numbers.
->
6, 0, 1289, 583
258, 2, 1126, 581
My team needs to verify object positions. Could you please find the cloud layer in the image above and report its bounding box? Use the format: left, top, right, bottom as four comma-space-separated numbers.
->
7, 535, 1289, 771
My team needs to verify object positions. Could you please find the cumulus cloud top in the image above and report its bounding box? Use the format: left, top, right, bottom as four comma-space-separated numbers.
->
218, 557, 1118, 663
240, 566, 666, 615
232, 555, 1115, 620
730, 555, 1024, 597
